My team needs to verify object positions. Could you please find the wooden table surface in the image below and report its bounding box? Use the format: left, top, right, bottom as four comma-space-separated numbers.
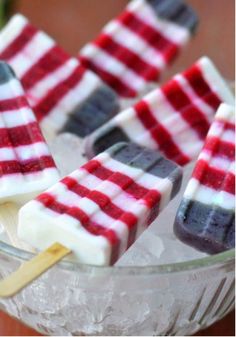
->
0, 0, 235, 335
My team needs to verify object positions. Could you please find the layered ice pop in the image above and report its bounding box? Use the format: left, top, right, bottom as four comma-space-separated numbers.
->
85, 57, 235, 166
0, 61, 59, 203
79, 0, 198, 98
174, 103, 235, 254
0, 14, 120, 140
18, 142, 183, 265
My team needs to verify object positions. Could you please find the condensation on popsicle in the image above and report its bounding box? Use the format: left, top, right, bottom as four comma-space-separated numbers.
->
174, 103, 235, 254
0, 61, 60, 204
18, 142, 183, 266
79, 0, 198, 98
84, 57, 235, 166
0, 14, 120, 140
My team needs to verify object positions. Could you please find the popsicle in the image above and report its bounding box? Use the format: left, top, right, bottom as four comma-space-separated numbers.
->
0, 14, 120, 140
0, 61, 59, 248
84, 57, 235, 166
79, 0, 198, 98
0, 61, 59, 203
174, 103, 235, 254
18, 142, 183, 266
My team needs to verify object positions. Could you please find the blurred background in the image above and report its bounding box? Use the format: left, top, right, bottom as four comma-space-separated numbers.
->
0, 0, 235, 335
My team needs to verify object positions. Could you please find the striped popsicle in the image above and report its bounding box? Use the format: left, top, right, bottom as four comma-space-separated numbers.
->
0, 14, 120, 140
85, 57, 235, 166
79, 0, 198, 98
174, 103, 235, 253
18, 142, 182, 265
0, 61, 59, 204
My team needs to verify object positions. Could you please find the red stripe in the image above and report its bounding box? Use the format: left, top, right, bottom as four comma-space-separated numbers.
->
79, 55, 136, 97
0, 156, 55, 175
0, 122, 44, 147
33, 64, 86, 121
61, 176, 88, 197
37, 193, 120, 265
183, 64, 222, 109
118, 10, 179, 62
204, 137, 235, 161
162, 79, 210, 139
0, 24, 37, 60
21, 45, 70, 91
94, 33, 160, 81
193, 159, 235, 195
221, 171, 235, 196
83, 159, 161, 208
135, 100, 190, 166
0, 96, 29, 112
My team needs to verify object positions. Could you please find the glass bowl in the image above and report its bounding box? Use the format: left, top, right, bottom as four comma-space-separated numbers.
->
0, 241, 234, 336
0, 155, 235, 336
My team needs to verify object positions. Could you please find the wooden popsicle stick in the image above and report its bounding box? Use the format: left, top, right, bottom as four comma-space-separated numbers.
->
0, 242, 71, 298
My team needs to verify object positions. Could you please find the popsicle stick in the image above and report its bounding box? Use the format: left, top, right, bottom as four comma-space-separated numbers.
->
0, 203, 34, 251
0, 242, 71, 297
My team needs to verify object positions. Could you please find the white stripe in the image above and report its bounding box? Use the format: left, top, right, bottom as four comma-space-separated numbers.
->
0, 142, 50, 161
52, 182, 82, 205
114, 107, 157, 148
16, 142, 51, 161
215, 103, 235, 123
132, 130, 161, 150
197, 57, 235, 106
40, 67, 100, 132
0, 147, 16, 160
77, 169, 103, 190
0, 78, 25, 100
103, 20, 165, 69
46, 167, 89, 195
184, 178, 235, 210
0, 14, 28, 53
199, 150, 235, 172
208, 121, 235, 145
207, 120, 226, 138
9, 31, 55, 79
228, 161, 235, 175
221, 129, 235, 144
127, 0, 190, 45
0, 107, 35, 128
175, 74, 215, 123
81, 44, 146, 91
214, 190, 235, 210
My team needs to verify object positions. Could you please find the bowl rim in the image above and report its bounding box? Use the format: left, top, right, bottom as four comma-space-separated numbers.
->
0, 240, 234, 276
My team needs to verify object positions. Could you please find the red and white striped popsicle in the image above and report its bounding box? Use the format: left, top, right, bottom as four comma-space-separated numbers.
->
79, 0, 198, 98
0, 61, 60, 204
18, 142, 182, 266
0, 14, 120, 140
85, 57, 235, 166
174, 103, 235, 254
